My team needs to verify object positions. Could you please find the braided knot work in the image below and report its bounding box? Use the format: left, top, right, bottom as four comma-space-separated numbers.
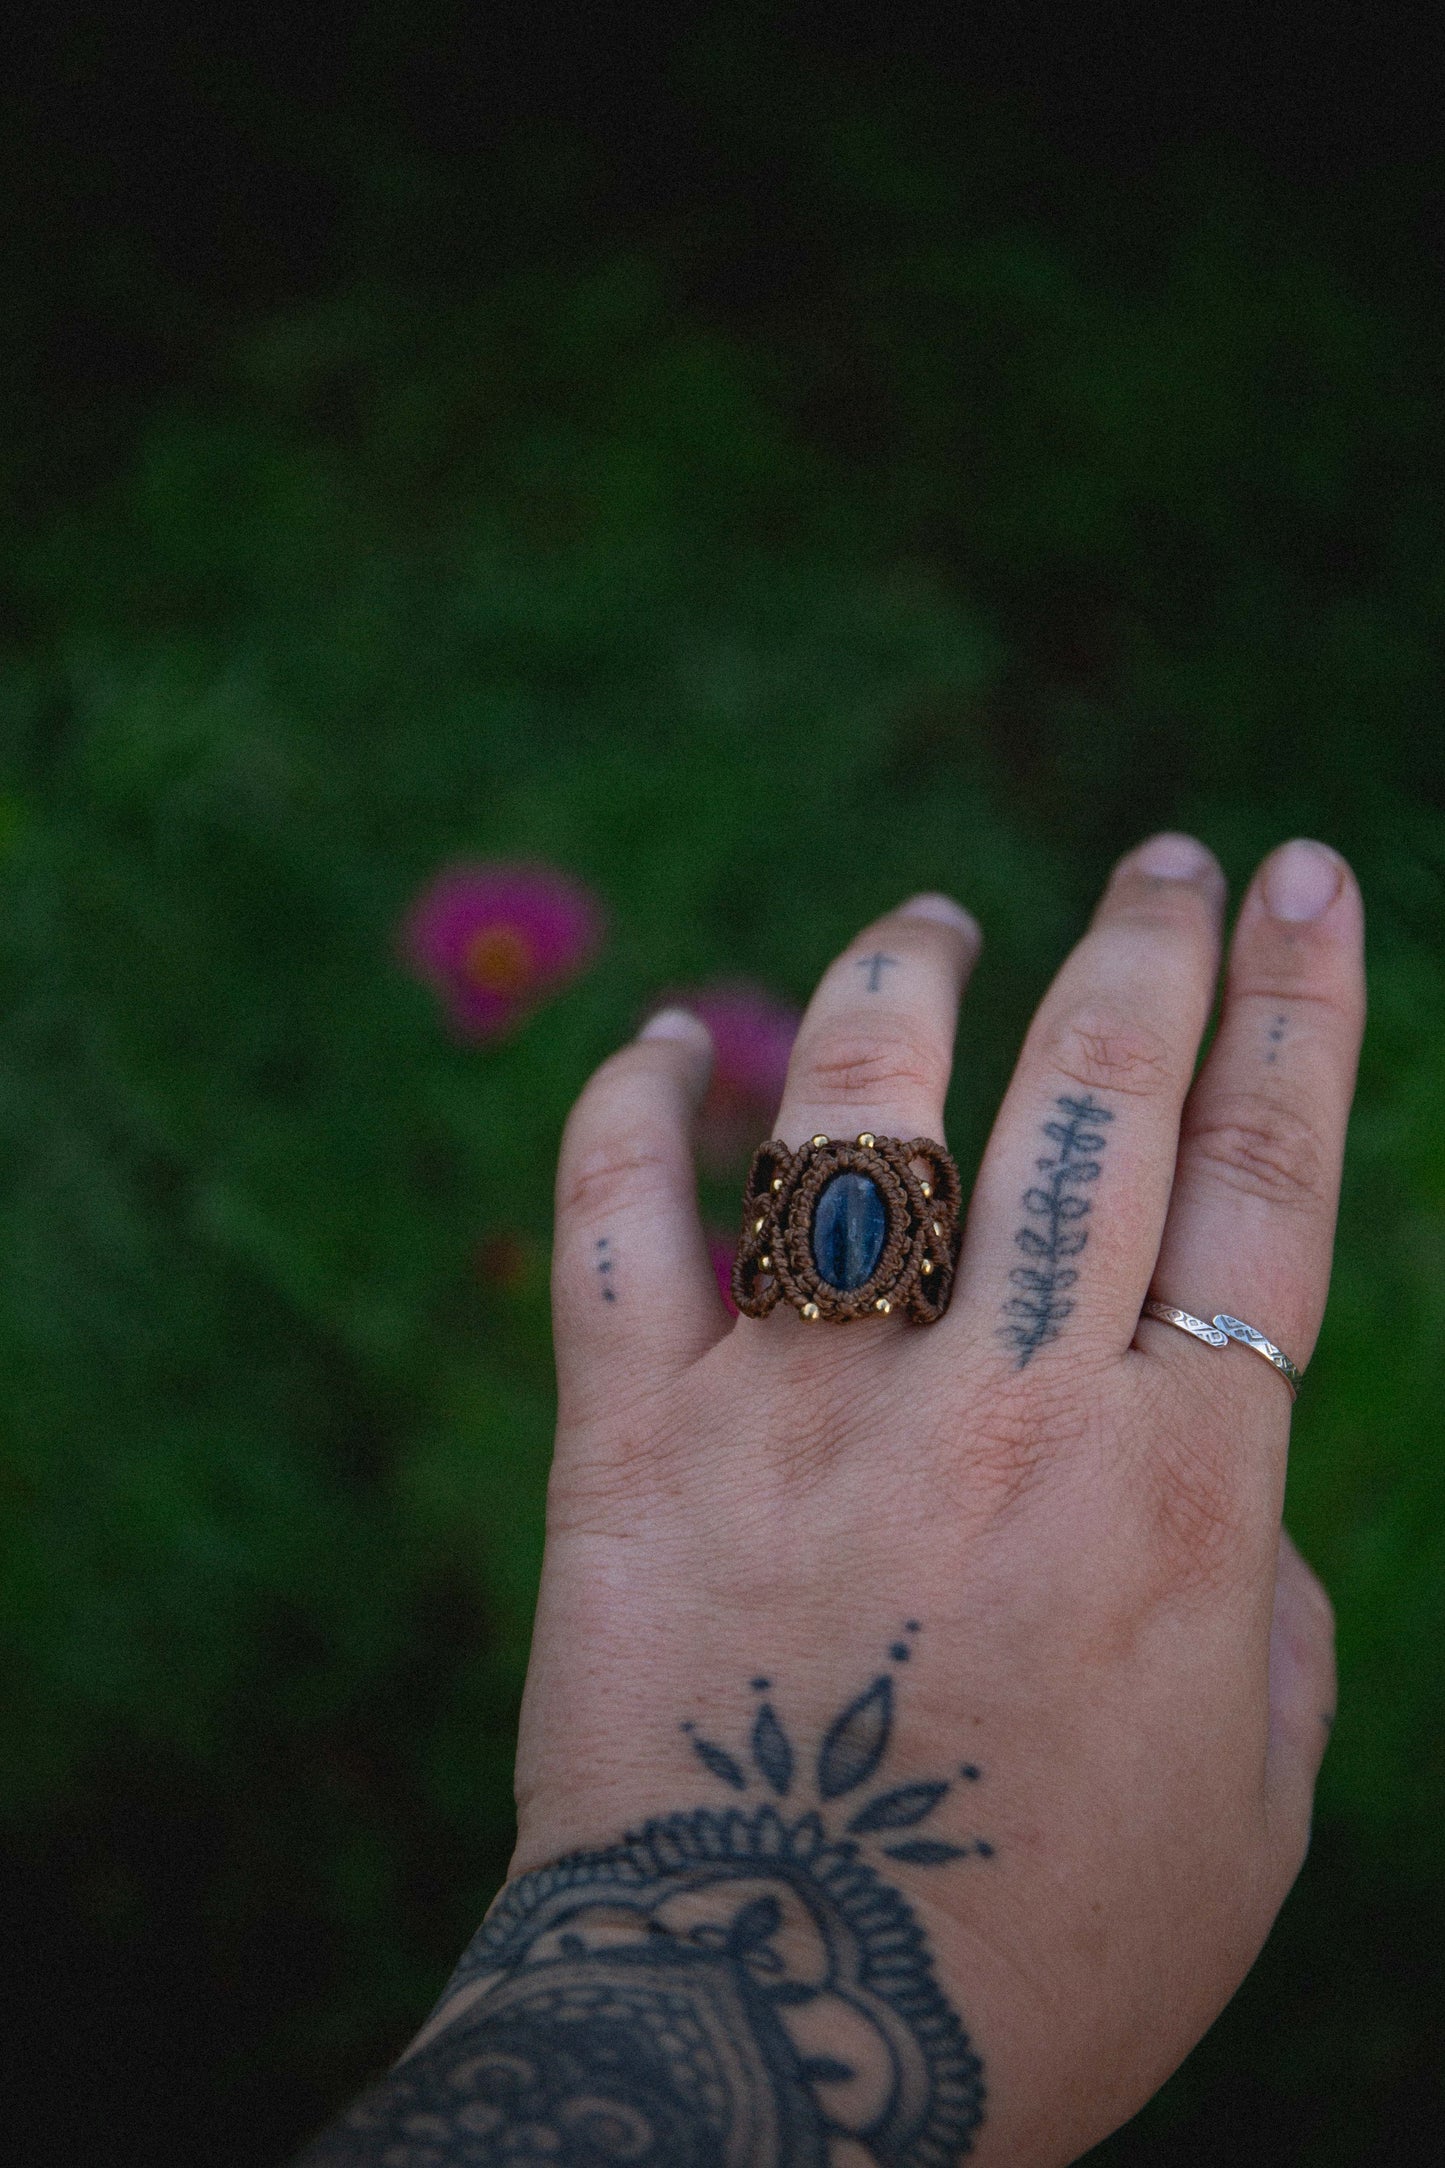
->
732, 1134, 962, 1324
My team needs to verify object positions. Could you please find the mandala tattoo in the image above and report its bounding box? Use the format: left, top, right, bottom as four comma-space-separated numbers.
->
298, 1635, 987, 2165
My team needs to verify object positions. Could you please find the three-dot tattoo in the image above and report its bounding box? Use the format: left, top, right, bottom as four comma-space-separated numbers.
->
595, 1235, 616, 1302
1266, 1013, 1287, 1064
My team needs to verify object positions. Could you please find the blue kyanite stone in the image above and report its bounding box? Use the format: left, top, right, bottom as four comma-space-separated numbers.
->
812, 1171, 887, 1290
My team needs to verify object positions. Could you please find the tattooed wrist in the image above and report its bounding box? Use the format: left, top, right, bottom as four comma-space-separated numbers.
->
298, 1640, 987, 2165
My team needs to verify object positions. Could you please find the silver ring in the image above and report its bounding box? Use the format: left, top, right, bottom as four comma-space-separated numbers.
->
1141, 1299, 1302, 1400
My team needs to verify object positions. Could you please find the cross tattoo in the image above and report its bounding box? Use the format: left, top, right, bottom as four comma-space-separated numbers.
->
855, 951, 899, 992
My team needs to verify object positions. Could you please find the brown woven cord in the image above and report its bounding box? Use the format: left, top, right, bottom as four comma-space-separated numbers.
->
732, 1134, 961, 1324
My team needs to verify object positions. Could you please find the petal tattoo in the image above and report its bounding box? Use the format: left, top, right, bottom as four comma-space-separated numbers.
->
297, 1637, 989, 2165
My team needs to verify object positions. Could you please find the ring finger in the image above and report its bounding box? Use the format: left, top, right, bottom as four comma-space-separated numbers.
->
1137, 839, 1366, 1418
768, 893, 982, 1158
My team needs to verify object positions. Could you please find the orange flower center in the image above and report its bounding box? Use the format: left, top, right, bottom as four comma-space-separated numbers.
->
462, 923, 536, 996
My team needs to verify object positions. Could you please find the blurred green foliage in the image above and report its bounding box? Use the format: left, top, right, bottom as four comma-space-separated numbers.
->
2, 85, 1444, 2166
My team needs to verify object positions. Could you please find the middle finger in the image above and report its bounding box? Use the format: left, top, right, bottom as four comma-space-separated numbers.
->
951, 833, 1226, 1368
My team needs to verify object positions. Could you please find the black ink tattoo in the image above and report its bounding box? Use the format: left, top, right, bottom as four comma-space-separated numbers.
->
855, 951, 899, 992
297, 1639, 986, 2165
1266, 1013, 1286, 1064
595, 1236, 617, 1302
1001, 1093, 1115, 1365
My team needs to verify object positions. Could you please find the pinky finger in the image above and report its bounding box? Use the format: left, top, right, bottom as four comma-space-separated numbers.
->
551, 1008, 727, 1426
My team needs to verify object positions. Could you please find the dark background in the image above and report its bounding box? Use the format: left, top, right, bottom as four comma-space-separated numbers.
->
1, 5, 1443, 2162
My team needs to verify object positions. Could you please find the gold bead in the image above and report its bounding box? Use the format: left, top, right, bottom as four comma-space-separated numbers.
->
875, 1297, 892, 1314
932, 1221, 942, 1237
921, 1259, 933, 1275
771, 1177, 784, 1191
754, 1216, 766, 1233
801, 1301, 820, 1320
811, 1134, 828, 1148
919, 1181, 932, 1197
759, 1255, 771, 1270
857, 1131, 876, 1147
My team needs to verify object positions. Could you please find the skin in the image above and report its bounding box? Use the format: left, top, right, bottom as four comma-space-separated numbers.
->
301, 832, 1363, 2167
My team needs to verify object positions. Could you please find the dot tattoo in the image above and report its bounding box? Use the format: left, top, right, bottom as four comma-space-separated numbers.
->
299, 1637, 989, 2164
1001, 1094, 1115, 1365
1266, 1013, 1287, 1064
595, 1235, 617, 1302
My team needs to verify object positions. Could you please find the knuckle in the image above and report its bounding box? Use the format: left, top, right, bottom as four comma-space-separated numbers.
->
764, 1396, 854, 1500
1141, 1423, 1251, 1598
559, 1134, 676, 1218
761, 1346, 897, 1495
959, 1407, 1059, 1521
1040, 1006, 1176, 1099
1184, 1091, 1328, 1212
547, 1439, 697, 1547
1239, 974, 1357, 1024
950, 1363, 1107, 1525
796, 1020, 947, 1108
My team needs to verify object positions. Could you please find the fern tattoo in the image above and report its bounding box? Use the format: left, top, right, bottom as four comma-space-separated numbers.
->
1001, 1093, 1115, 1364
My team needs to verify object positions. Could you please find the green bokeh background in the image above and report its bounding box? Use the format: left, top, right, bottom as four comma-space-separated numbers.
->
2, 8, 1443, 2162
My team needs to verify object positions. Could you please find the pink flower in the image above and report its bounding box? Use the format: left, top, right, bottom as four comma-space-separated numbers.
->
401, 861, 604, 1039
685, 981, 801, 1171
472, 1232, 537, 1291
707, 1230, 741, 1317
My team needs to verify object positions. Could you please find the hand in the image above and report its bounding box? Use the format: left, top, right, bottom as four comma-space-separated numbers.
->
308, 833, 1363, 2167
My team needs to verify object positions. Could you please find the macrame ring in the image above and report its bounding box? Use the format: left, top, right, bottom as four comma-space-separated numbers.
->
732, 1133, 962, 1324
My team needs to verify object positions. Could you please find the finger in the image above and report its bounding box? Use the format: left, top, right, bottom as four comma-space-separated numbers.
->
1137, 840, 1366, 1406
952, 834, 1225, 1365
1264, 1528, 1336, 1878
552, 1008, 725, 1423
771, 893, 981, 1149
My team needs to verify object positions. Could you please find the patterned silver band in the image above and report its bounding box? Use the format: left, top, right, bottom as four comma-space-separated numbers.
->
1141, 1299, 1303, 1400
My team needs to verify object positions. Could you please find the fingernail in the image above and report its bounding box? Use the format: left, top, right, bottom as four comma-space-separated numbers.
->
898, 892, 981, 943
1262, 840, 1343, 922
638, 1005, 712, 1046
1129, 832, 1215, 880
